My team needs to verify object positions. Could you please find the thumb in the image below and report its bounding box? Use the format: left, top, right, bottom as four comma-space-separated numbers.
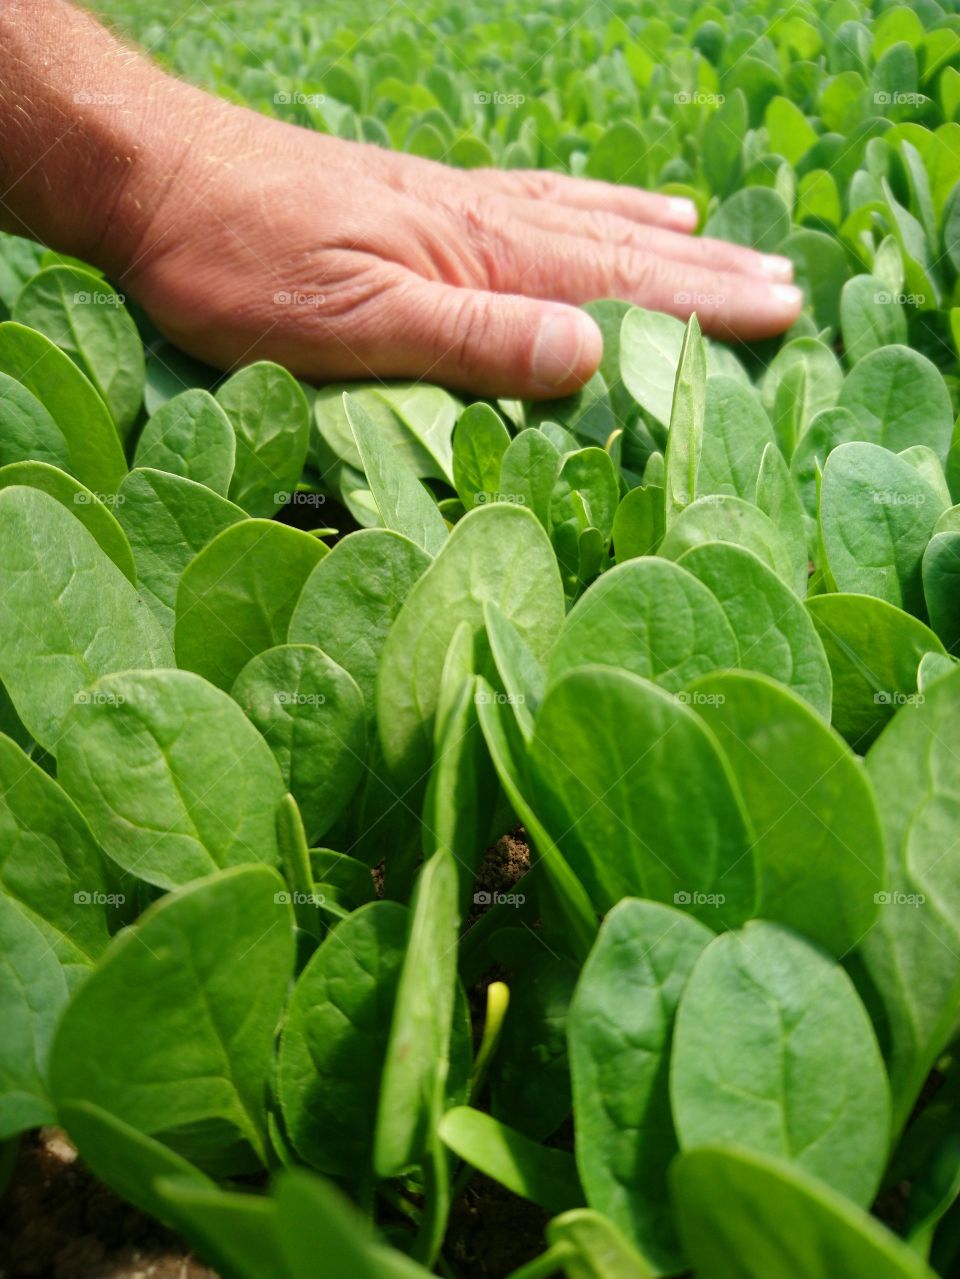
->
371, 275, 603, 399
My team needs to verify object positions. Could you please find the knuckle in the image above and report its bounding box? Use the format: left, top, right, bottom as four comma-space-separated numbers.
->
447, 292, 499, 378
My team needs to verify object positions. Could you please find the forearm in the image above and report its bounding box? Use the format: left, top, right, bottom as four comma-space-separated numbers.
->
0, 0, 223, 275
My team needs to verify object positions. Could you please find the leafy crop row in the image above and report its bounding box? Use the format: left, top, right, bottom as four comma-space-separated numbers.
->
1, 0, 959, 1275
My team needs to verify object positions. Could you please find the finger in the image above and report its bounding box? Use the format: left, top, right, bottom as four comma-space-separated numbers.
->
482, 224, 803, 341
501, 196, 795, 283
346, 272, 604, 399
464, 167, 700, 232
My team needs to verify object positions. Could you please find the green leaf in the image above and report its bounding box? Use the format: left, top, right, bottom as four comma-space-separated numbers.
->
440, 1107, 583, 1214
547, 557, 739, 693
50, 866, 295, 1170
0, 733, 112, 978
528, 667, 756, 921
672, 1146, 937, 1279
452, 402, 512, 510
678, 543, 831, 716
0, 369, 71, 471
780, 229, 851, 333
703, 187, 791, 250
115, 468, 246, 635
0, 894, 70, 1137
698, 376, 776, 500
176, 518, 327, 690
217, 361, 310, 517
498, 428, 561, 530
288, 528, 430, 727
922, 531, 960, 653
568, 899, 712, 1272
134, 390, 236, 496
611, 485, 665, 560
377, 505, 564, 790
58, 669, 286, 890
0, 461, 136, 582
840, 275, 909, 365
12, 266, 144, 439
819, 441, 945, 615
231, 644, 366, 843
671, 921, 890, 1205
660, 494, 807, 596
550, 448, 619, 544
375, 849, 460, 1177
688, 671, 881, 954
806, 593, 945, 749
838, 345, 954, 459
279, 901, 408, 1182
664, 314, 705, 525
545, 1210, 658, 1279
856, 668, 960, 1134
0, 322, 126, 492
0, 487, 169, 753
346, 392, 448, 555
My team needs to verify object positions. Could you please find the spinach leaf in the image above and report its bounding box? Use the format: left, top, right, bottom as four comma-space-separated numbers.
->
116, 468, 247, 635
806, 594, 945, 748
58, 669, 286, 890
672, 1146, 937, 1279
698, 376, 776, 501
922, 531, 960, 652
547, 558, 739, 693
820, 441, 945, 615
0, 487, 169, 752
671, 921, 890, 1204
663, 315, 705, 525
498, 427, 561, 530
678, 543, 831, 716
528, 667, 756, 921
12, 266, 144, 439
452, 401, 512, 510
0, 369, 71, 470
838, 344, 954, 458
346, 392, 449, 555
278, 901, 408, 1182
216, 361, 310, 517
568, 899, 712, 1272
50, 866, 295, 1171
134, 389, 236, 496
232, 644, 366, 843
0, 322, 126, 491
660, 494, 807, 596
377, 505, 564, 789
439, 1107, 583, 1214
176, 518, 327, 690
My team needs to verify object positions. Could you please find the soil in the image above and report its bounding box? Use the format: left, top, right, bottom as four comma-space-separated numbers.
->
0, 1129, 216, 1279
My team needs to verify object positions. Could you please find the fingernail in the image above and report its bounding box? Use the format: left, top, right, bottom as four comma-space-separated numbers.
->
760, 255, 795, 281
667, 196, 699, 227
532, 312, 588, 389
771, 283, 804, 307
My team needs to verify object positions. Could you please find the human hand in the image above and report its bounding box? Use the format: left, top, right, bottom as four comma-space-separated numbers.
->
107, 96, 803, 399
